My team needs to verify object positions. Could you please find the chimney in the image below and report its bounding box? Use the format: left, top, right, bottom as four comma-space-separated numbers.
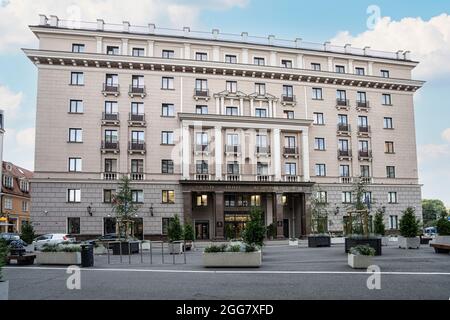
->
241, 32, 248, 42
39, 14, 48, 26
295, 38, 302, 48
212, 29, 219, 40
97, 19, 105, 31
123, 21, 130, 33
363, 46, 371, 56
324, 41, 331, 51
268, 35, 275, 46
148, 23, 155, 34
344, 44, 352, 54
49, 15, 59, 27
396, 50, 404, 59
403, 51, 411, 60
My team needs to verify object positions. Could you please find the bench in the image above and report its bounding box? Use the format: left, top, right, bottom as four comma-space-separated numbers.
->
6, 254, 36, 265
430, 243, 450, 254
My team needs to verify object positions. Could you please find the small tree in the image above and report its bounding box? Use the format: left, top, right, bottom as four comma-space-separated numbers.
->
112, 176, 140, 239
310, 188, 329, 235
373, 209, 386, 236
346, 179, 370, 236
183, 223, 195, 241
168, 215, 183, 242
21, 222, 36, 245
0, 239, 8, 281
436, 213, 450, 236
242, 207, 266, 248
399, 207, 421, 238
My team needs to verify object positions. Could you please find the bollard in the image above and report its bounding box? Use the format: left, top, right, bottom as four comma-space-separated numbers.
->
184, 240, 187, 264
107, 241, 110, 264
128, 241, 131, 265
119, 241, 123, 264
162, 241, 164, 264
150, 241, 153, 265
140, 241, 143, 263
173, 243, 176, 265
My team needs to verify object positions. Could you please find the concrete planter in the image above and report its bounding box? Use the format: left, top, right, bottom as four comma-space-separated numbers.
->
308, 236, 331, 248
0, 281, 8, 300
289, 239, 299, 246
381, 237, 390, 246
94, 245, 109, 255
398, 236, 420, 249
203, 251, 262, 268
348, 254, 373, 269
434, 236, 450, 246
345, 237, 382, 256
168, 242, 184, 255
36, 252, 81, 265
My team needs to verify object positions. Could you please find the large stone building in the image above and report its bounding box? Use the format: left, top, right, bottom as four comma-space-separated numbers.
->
25, 15, 424, 240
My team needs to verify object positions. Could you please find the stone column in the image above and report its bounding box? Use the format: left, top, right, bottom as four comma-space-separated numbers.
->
348, 59, 354, 74
275, 193, 285, 239
273, 128, 281, 181
250, 99, 255, 117
301, 128, 310, 182
183, 191, 193, 224
184, 43, 191, 60
327, 57, 334, 72
147, 40, 154, 57
96, 36, 103, 54
266, 194, 273, 225
122, 38, 129, 56
303, 192, 312, 236
215, 126, 223, 180
215, 98, 220, 115
182, 124, 190, 179
240, 99, 244, 116
215, 192, 225, 240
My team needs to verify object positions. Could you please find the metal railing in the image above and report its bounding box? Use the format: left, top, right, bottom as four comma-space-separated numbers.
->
128, 142, 146, 151
101, 141, 119, 151
103, 83, 120, 93
336, 99, 350, 107
194, 89, 209, 97
337, 124, 350, 132
356, 101, 370, 109
129, 85, 146, 94
129, 113, 146, 122
102, 112, 119, 121
281, 95, 296, 103
225, 145, 241, 153
358, 125, 370, 134
195, 144, 209, 152
359, 150, 373, 158
338, 149, 352, 158
283, 147, 298, 155
256, 146, 270, 154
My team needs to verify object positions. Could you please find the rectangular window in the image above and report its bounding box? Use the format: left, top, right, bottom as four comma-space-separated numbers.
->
359, 140, 369, 152
311, 63, 321, 71
285, 163, 297, 176
103, 189, 115, 203
363, 192, 372, 204
69, 100, 83, 113
195, 79, 208, 91
196, 105, 208, 115
162, 50, 174, 59
196, 195, 208, 207
105, 74, 118, 88
227, 161, 240, 175
357, 91, 367, 103
335, 65, 345, 73
226, 107, 239, 116
315, 138, 326, 151
196, 132, 208, 149
336, 90, 347, 101
338, 114, 348, 125
70, 72, 84, 85
162, 160, 174, 174
72, 44, 85, 53
227, 134, 239, 146
385, 141, 395, 154
68, 189, 81, 203
4, 197, 12, 210
338, 139, 349, 152
313, 113, 324, 125
3, 176, 12, 189
257, 162, 269, 175
284, 111, 294, 119
382, 94, 392, 105
161, 104, 175, 117
315, 164, 327, 177
68, 158, 82, 172
281, 60, 293, 68
255, 83, 266, 95
251, 195, 261, 207
381, 70, 390, 78
226, 81, 237, 93
283, 85, 293, 98
132, 48, 145, 57
225, 55, 237, 64
387, 166, 396, 178
162, 190, 175, 204
358, 116, 368, 128
131, 159, 144, 173
132, 190, 144, 203
161, 131, 174, 145
162, 77, 174, 90
195, 52, 208, 61
355, 67, 365, 75
254, 57, 265, 66
225, 195, 236, 207
255, 108, 267, 118
389, 215, 398, 229
68, 128, 83, 143
285, 136, 296, 148
361, 165, 370, 178
162, 218, 171, 235
317, 191, 327, 203
105, 101, 118, 115
342, 192, 352, 204
67, 218, 81, 235
22, 201, 29, 212
388, 192, 398, 204
340, 165, 350, 177
384, 117, 394, 129
107, 46, 120, 55
312, 88, 323, 100
131, 131, 145, 144
196, 160, 209, 174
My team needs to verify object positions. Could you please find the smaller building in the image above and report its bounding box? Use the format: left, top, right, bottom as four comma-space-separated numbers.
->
1, 161, 33, 233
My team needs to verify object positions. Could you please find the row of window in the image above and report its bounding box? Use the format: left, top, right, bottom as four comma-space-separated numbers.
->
314, 138, 395, 154
2, 175, 30, 192
316, 191, 399, 204
3, 197, 29, 212
67, 189, 176, 204
315, 163, 396, 178
313, 113, 394, 129
72, 43, 392, 78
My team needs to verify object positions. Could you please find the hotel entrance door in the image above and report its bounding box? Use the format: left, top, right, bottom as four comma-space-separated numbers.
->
224, 213, 251, 240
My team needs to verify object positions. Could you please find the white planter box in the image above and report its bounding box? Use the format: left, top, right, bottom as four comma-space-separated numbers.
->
398, 236, 420, 249
94, 245, 109, 255
203, 251, 262, 268
289, 240, 299, 246
0, 281, 8, 300
348, 254, 373, 269
434, 236, 450, 246
381, 237, 390, 246
36, 252, 82, 265
168, 243, 184, 255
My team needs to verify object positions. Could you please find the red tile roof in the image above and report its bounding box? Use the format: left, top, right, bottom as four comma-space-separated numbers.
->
2, 161, 33, 198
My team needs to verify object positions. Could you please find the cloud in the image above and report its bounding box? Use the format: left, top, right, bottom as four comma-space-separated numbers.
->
0, 85, 23, 118
0, 0, 250, 53
15, 127, 35, 150
330, 14, 450, 80
442, 128, 450, 143
3, 127, 35, 171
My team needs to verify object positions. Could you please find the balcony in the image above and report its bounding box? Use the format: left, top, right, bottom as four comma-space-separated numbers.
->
255, 146, 271, 156
128, 113, 146, 127
225, 145, 241, 155
193, 89, 210, 101
225, 174, 241, 182
337, 124, 351, 136
102, 172, 118, 181
101, 141, 120, 154
128, 85, 147, 98
130, 172, 145, 181
359, 177, 373, 184
194, 144, 209, 155
102, 83, 120, 97
128, 142, 146, 155
256, 175, 273, 182
336, 99, 350, 111
357, 125, 371, 137
283, 147, 299, 158
356, 101, 370, 112
283, 175, 302, 182
339, 176, 352, 184
281, 95, 296, 106
338, 149, 352, 160
102, 112, 120, 126
358, 150, 373, 161
194, 174, 211, 181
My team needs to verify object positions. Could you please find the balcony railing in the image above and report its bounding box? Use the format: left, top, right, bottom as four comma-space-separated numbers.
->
283, 175, 301, 182
226, 174, 241, 182
358, 150, 373, 159
340, 176, 352, 184
102, 172, 118, 181
281, 95, 296, 104
195, 174, 211, 181
356, 101, 370, 110
130, 172, 145, 181
129, 113, 146, 122
358, 125, 371, 135
225, 145, 241, 154
101, 141, 120, 152
256, 175, 272, 182
129, 85, 146, 97
338, 149, 352, 158
256, 146, 271, 154
194, 89, 210, 100
360, 177, 373, 184
128, 142, 146, 152
195, 144, 209, 153
102, 112, 119, 121
337, 123, 351, 133
283, 147, 299, 155
102, 83, 120, 96
336, 99, 350, 109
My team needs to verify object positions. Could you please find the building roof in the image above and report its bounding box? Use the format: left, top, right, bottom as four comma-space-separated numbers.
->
2, 161, 33, 198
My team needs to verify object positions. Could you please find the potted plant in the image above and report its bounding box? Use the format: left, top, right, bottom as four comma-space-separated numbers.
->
168, 215, 184, 254
183, 223, 195, 251
398, 207, 421, 249
21, 223, 36, 251
36, 244, 82, 265
344, 180, 382, 255
348, 245, 376, 269
0, 239, 9, 300
431, 213, 450, 253
308, 188, 331, 248
374, 209, 389, 246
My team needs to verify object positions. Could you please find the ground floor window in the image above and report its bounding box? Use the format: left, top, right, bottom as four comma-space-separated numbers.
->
389, 215, 398, 230
67, 217, 81, 234
104, 217, 117, 235
225, 213, 251, 240
195, 221, 209, 240
162, 217, 172, 235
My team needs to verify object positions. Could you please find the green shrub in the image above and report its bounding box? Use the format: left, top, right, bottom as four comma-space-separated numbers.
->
167, 215, 183, 242
0, 239, 9, 281
373, 210, 386, 236
436, 216, 450, 236
244, 244, 257, 253
266, 223, 276, 239
20, 222, 36, 245
399, 207, 421, 238
242, 207, 266, 247
41, 244, 81, 253
350, 245, 375, 256
228, 245, 241, 253
183, 223, 195, 241
204, 244, 227, 253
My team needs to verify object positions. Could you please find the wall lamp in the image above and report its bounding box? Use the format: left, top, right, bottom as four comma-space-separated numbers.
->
335, 206, 340, 215
149, 204, 154, 217
87, 203, 95, 216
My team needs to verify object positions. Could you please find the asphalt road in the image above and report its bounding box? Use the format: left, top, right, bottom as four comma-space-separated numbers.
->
4, 244, 450, 300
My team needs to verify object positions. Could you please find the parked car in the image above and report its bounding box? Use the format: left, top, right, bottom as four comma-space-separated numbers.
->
0, 233, 21, 245
32, 234, 76, 251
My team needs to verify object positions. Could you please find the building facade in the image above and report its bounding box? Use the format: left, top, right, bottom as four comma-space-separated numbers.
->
26, 15, 424, 240
1, 161, 32, 233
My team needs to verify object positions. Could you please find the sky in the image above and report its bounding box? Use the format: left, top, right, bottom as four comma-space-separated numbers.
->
0, 0, 449, 205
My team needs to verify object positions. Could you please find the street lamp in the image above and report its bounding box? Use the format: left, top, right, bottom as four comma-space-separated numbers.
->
149, 204, 154, 217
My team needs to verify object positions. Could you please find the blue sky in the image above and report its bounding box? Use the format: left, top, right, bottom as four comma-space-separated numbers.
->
0, 0, 449, 205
